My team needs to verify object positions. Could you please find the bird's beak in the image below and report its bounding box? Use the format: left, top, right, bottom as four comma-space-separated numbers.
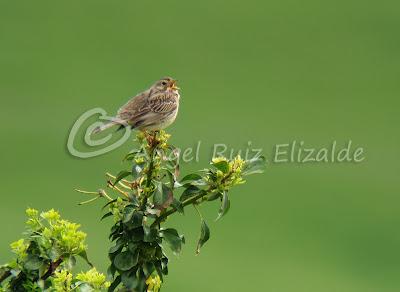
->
169, 80, 180, 90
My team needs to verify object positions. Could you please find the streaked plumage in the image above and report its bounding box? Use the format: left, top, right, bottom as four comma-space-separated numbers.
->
93, 77, 180, 134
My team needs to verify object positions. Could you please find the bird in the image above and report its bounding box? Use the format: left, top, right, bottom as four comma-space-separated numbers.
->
92, 77, 180, 134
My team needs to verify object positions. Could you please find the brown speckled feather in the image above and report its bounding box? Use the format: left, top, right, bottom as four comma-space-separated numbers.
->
92, 77, 180, 134
119, 91, 179, 129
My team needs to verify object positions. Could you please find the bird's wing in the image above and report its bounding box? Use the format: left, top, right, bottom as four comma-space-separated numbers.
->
117, 90, 150, 121
147, 91, 178, 114
117, 90, 178, 129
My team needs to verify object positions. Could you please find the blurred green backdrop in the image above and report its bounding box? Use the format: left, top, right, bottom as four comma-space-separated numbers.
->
1, 0, 399, 291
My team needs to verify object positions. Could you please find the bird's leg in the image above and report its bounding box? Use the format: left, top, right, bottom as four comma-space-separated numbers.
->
142, 130, 152, 144
144, 130, 159, 147
153, 130, 158, 145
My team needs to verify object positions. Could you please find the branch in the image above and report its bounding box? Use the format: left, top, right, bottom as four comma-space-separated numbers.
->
151, 187, 215, 227
41, 258, 63, 280
0, 270, 11, 283
107, 181, 129, 199
106, 173, 132, 190
151, 169, 236, 227
142, 132, 158, 207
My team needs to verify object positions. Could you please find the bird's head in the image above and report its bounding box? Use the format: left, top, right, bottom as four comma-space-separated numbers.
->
153, 77, 180, 92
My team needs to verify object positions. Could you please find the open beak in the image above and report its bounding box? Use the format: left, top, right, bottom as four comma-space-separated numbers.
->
169, 80, 180, 90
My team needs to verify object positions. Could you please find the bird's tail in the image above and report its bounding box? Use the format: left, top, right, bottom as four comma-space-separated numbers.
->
91, 120, 121, 135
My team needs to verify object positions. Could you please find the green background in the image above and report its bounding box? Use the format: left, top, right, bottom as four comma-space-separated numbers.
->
1, 0, 399, 291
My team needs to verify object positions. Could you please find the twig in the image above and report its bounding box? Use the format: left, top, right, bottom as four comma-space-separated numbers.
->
75, 189, 99, 195
76, 189, 113, 204
106, 173, 132, 190
151, 167, 234, 227
107, 181, 129, 199
78, 196, 100, 205
151, 187, 215, 227
41, 258, 63, 280
98, 189, 113, 201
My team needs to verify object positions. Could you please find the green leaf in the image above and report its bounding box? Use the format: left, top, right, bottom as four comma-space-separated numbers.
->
242, 156, 266, 175
130, 211, 144, 228
165, 170, 176, 189
49, 245, 61, 261
128, 242, 138, 253
122, 206, 135, 224
180, 173, 202, 182
216, 191, 230, 221
102, 199, 117, 210
154, 260, 164, 281
114, 170, 131, 185
38, 263, 47, 278
143, 225, 158, 242
107, 264, 117, 279
121, 270, 139, 290
109, 224, 122, 241
0, 266, 9, 274
132, 162, 144, 179
101, 212, 113, 221
128, 193, 139, 206
172, 198, 184, 214
78, 250, 93, 267
130, 227, 144, 242
136, 271, 147, 292
109, 239, 124, 254
114, 251, 139, 271
145, 207, 161, 217
179, 185, 202, 202
65, 256, 76, 270
24, 255, 42, 270
196, 219, 210, 254
153, 183, 173, 210
207, 192, 222, 202
160, 228, 185, 255
161, 257, 168, 275
143, 262, 155, 277
76, 283, 93, 292
213, 161, 230, 173
123, 150, 140, 161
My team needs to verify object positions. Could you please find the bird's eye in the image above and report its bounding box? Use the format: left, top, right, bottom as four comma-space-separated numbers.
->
161, 81, 167, 85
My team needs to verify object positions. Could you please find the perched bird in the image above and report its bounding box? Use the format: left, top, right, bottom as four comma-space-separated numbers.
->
92, 77, 180, 134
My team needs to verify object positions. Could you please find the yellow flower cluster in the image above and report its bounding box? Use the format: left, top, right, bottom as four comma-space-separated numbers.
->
25, 208, 87, 255
52, 220, 86, 254
157, 130, 171, 149
136, 130, 171, 150
48, 220, 86, 254
26, 207, 40, 229
135, 156, 145, 164
53, 269, 110, 291
53, 270, 73, 292
228, 155, 246, 186
10, 239, 29, 259
211, 156, 228, 164
75, 268, 111, 289
146, 275, 161, 292
26, 208, 39, 217
210, 155, 246, 191
41, 209, 61, 223
230, 155, 245, 173
110, 197, 126, 222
